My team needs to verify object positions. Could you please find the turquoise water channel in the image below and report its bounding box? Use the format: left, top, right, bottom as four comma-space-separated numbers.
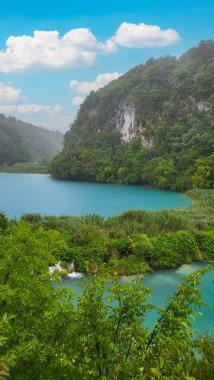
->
59, 261, 214, 335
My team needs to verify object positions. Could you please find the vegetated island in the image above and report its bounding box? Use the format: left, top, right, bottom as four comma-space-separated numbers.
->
2, 188, 212, 277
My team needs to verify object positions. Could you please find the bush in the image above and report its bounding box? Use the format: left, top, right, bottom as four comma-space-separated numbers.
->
106, 256, 150, 276
196, 231, 214, 258
149, 235, 181, 267
110, 237, 135, 257
170, 230, 198, 263
132, 233, 154, 259
0, 212, 8, 233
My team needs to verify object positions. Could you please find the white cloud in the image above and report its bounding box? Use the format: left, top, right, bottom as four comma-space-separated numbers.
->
0, 103, 62, 115
17, 104, 62, 114
0, 29, 117, 73
0, 23, 180, 73
0, 105, 17, 114
112, 22, 180, 48
0, 82, 21, 103
70, 72, 123, 95
71, 96, 85, 106
0, 80, 64, 131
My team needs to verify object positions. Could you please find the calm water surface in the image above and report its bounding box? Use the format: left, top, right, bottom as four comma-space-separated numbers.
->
0, 173, 190, 218
60, 261, 214, 334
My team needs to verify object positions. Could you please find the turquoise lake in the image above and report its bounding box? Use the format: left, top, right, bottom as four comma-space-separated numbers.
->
59, 261, 214, 335
0, 173, 190, 219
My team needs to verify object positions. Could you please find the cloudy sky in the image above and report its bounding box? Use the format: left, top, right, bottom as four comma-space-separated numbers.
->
0, 0, 213, 132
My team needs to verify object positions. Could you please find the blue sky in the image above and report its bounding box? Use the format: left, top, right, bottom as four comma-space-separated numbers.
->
0, 0, 213, 132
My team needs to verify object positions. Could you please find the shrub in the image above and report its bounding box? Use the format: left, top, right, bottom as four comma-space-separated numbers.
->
0, 212, 8, 233
170, 230, 198, 263
132, 233, 154, 259
106, 256, 150, 276
110, 237, 135, 257
196, 231, 214, 258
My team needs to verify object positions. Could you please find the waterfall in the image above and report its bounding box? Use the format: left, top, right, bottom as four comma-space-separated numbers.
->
49, 261, 84, 278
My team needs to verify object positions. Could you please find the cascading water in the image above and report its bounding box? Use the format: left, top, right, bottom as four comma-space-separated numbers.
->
49, 261, 84, 278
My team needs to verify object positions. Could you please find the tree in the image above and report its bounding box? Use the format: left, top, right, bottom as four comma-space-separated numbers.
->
0, 222, 71, 379
0, 315, 10, 379
192, 154, 214, 188
0, 214, 8, 234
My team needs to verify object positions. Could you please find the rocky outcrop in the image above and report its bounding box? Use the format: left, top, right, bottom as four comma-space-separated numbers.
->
114, 102, 152, 147
115, 102, 136, 141
196, 101, 211, 111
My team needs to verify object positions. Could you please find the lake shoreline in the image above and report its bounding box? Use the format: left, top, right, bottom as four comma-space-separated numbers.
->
0, 167, 195, 194
0, 163, 48, 174
0, 173, 190, 219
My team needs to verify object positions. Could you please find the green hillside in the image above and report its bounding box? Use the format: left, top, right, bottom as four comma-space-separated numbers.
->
50, 40, 214, 190
0, 114, 63, 166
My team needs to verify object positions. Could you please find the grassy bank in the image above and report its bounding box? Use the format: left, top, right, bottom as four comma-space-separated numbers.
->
0, 162, 48, 174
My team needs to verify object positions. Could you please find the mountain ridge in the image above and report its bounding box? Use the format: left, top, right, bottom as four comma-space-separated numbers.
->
50, 40, 214, 190
0, 114, 63, 166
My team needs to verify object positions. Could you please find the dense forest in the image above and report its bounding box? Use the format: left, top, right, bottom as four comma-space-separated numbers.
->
0, 190, 214, 379
50, 40, 214, 190
0, 114, 63, 166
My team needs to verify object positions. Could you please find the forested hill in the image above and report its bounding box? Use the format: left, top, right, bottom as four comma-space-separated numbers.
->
0, 114, 63, 166
50, 40, 214, 190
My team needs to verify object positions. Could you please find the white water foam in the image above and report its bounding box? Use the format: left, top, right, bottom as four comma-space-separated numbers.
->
67, 272, 84, 278
175, 263, 199, 276
49, 261, 63, 274
49, 261, 84, 278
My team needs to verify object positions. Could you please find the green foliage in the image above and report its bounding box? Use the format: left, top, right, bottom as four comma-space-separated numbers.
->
196, 231, 214, 258
0, 163, 48, 174
0, 222, 74, 379
0, 235, 213, 380
150, 235, 181, 267
0, 315, 10, 379
106, 256, 150, 275
21, 213, 43, 224
142, 156, 176, 189
20, 190, 214, 275
50, 41, 214, 191
170, 230, 199, 262
196, 333, 214, 379
0, 215, 213, 378
110, 237, 135, 256
192, 153, 214, 189
0, 214, 8, 234
132, 233, 154, 259
133, 230, 198, 268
